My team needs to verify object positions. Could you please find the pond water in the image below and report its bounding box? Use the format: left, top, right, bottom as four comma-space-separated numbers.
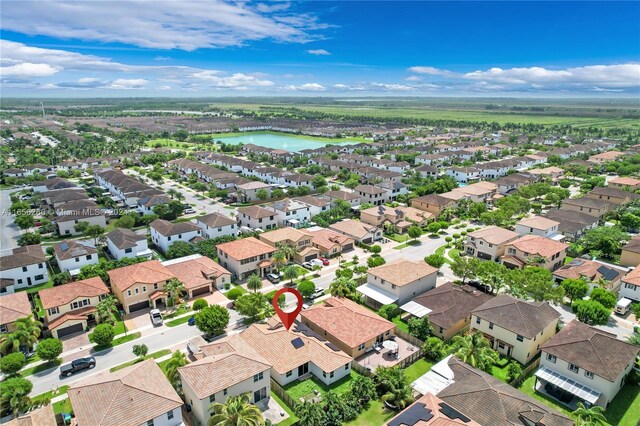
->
212, 132, 360, 152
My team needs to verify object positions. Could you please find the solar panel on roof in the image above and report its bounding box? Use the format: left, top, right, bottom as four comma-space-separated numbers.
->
439, 403, 471, 422
388, 403, 433, 426
291, 337, 305, 349
597, 266, 619, 281
60, 242, 69, 251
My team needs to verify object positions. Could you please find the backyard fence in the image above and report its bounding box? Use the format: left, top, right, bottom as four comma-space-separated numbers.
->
397, 348, 425, 369
509, 357, 541, 388
351, 361, 374, 377
270, 378, 297, 409
394, 328, 425, 348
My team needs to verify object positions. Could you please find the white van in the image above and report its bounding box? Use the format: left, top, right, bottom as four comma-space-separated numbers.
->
615, 298, 633, 315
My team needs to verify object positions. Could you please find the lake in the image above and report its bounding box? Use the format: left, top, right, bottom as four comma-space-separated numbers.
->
212, 132, 360, 152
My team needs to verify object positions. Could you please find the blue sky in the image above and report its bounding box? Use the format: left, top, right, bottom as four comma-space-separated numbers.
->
1, 1, 639, 97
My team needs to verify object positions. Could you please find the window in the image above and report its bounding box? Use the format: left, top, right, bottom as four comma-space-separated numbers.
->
209, 395, 216, 403
135, 288, 139, 294
345, 364, 349, 370
516, 335, 524, 342
143, 286, 146, 292
17, 279, 22, 284
322, 371, 327, 378
125, 248, 132, 253
35, 274, 44, 281
489, 322, 494, 330
223, 388, 227, 396
568, 363, 579, 374
86, 255, 92, 260
253, 372, 263, 382
475, 317, 480, 325
358, 343, 365, 351
585, 370, 594, 379
147, 420, 154, 426
330, 371, 334, 378
154, 283, 158, 290
48, 307, 59, 316
75, 258, 80, 263
127, 290, 131, 296
22, 266, 27, 272
286, 370, 293, 377
39, 263, 44, 269
167, 410, 174, 420
0, 325, 7, 333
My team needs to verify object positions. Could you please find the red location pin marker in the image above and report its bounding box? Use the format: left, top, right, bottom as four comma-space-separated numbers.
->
272, 288, 303, 331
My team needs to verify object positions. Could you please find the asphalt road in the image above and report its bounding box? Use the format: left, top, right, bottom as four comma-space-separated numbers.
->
0, 189, 21, 252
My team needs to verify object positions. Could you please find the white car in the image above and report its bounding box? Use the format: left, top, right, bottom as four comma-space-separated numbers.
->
149, 309, 163, 326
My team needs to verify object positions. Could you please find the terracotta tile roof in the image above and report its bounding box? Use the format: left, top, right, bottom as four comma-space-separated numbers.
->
542, 320, 640, 381
150, 219, 200, 237
5, 404, 56, 426
622, 235, 640, 255
216, 237, 275, 260
0, 244, 46, 270
516, 216, 559, 231
505, 235, 568, 258
240, 319, 352, 375
68, 359, 182, 426
438, 357, 572, 426
237, 181, 271, 190
238, 205, 276, 219
54, 240, 98, 261
412, 194, 458, 207
384, 392, 480, 426
196, 212, 236, 228
108, 260, 175, 292
178, 334, 270, 399
325, 190, 361, 201
301, 228, 354, 252
610, 176, 640, 186
259, 227, 307, 246
163, 255, 230, 290
369, 260, 438, 287
301, 297, 395, 349
553, 259, 625, 285
47, 306, 97, 330
623, 267, 640, 287
472, 295, 560, 339
412, 283, 493, 330
0, 292, 32, 325
105, 228, 146, 249
39, 277, 109, 309
329, 220, 379, 239
468, 226, 519, 245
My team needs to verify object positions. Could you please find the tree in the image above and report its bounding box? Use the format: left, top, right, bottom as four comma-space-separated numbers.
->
378, 304, 399, 320
193, 299, 208, 311
82, 224, 106, 245
164, 350, 188, 391
370, 245, 382, 254
14, 214, 35, 231
578, 226, 629, 259
380, 374, 413, 411
0, 352, 25, 376
275, 242, 298, 261
450, 256, 479, 284
297, 280, 316, 299
509, 268, 564, 303
282, 265, 299, 286
424, 254, 446, 269
132, 344, 148, 358
92, 323, 115, 346
235, 293, 267, 323
475, 260, 508, 295
294, 401, 326, 426
349, 375, 377, 408
426, 222, 441, 236
166, 241, 195, 259
195, 305, 230, 336
115, 214, 136, 229
506, 361, 523, 383
329, 277, 356, 298
571, 402, 610, 426
208, 392, 264, 426
561, 279, 589, 303
256, 189, 268, 201
367, 255, 386, 268
36, 338, 63, 362
246, 274, 263, 293
164, 278, 186, 307
572, 300, 611, 325
52, 271, 72, 286
96, 294, 119, 324
589, 287, 617, 309
422, 337, 448, 361
451, 331, 500, 373
0, 316, 42, 354
0, 377, 33, 417
407, 225, 423, 242
17, 232, 41, 246
408, 317, 432, 341
270, 251, 287, 271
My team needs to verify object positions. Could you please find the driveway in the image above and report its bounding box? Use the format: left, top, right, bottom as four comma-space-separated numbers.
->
553, 304, 634, 340
61, 332, 91, 352
0, 189, 22, 252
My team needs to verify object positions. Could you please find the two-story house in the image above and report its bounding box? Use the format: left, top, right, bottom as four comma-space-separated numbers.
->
150, 219, 202, 254
53, 240, 99, 275
515, 216, 562, 239
608, 176, 640, 192
0, 245, 49, 292
0, 292, 32, 333
216, 237, 276, 280
471, 295, 560, 364
357, 260, 438, 309
411, 193, 458, 217
259, 227, 320, 264
360, 205, 433, 233
620, 236, 640, 267
237, 205, 278, 231
620, 267, 640, 302
465, 226, 520, 261
300, 228, 355, 258
265, 198, 311, 228
162, 254, 231, 297
354, 185, 388, 206
39, 277, 109, 338
108, 260, 176, 313
105, 228, 152, 261
196, 212, 237, 240
536, 320, 640, 408
501, 235, 569, 271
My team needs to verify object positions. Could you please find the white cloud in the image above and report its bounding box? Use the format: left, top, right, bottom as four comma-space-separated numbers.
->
305, 49, 331, 56
408, 66, 453, 76
159, 85, 172, 91
0, 62, 60, 77
405, 75, 421, 81
284, 82, 325, 91
104, 78, 149, 89
191, 71, 274, 88
1, 0, 325, 51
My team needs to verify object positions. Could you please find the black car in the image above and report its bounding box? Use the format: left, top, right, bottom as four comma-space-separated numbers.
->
60, 357, 96, 377
467, 280, 492, 294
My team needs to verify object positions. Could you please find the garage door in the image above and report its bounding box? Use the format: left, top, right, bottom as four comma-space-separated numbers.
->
56, 323, 84, 338
129, 300, 150, 313
304, 254, 317, 262
477, 251, 492, 260
192, 286, 210, 297
343, 243, 354, 251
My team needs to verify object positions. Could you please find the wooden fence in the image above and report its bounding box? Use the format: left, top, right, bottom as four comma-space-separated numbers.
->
270, 378, 297, 410
351, 361, 374, 377
394, 328, 425, 348
509, 357, 541, 388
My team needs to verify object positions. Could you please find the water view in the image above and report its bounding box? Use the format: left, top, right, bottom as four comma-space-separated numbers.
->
213, 132, 360, 152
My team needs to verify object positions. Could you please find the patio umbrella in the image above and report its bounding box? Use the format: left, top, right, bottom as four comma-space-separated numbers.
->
382, 340, 399, 351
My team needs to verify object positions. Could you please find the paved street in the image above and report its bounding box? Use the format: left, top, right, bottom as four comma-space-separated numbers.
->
0, 189, 21, 252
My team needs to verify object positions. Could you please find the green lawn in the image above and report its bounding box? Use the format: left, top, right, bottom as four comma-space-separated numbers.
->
606, 382, 640, 426
31, 385, 69, 404
166, 314, 193, 327
344, 400, 397, 426
109, 349, 171, 372
391, 317, 409, 333
284, 371, 360, 401
271, 391, 299, 426
93, 331, 141, 352
489, 357, 513, 383
53, 397, 73, 415
385, 233, 408, 243
164, 305, 193, 319
19, 280, 54, 294
517, 375, 572, 417
403, 358, 434, 383
21, 358, 62, 377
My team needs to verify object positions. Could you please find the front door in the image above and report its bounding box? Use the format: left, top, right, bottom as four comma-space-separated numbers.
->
27, 277, 32, 286
253, 387, 267, 403
298, 362, 309, 377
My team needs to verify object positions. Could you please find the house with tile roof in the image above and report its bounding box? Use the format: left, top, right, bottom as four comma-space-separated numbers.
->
300, 228, 355, 258
515, 216, 562, 239
536, 320, 640, 408
324, 190, 362, 207
608, 176, 640, 191
53, 240, 99, 275
501, 235, 569, 271
0, 292, 33, 333
108, 260, 175, 313
384, 392, 480, 426
301, 297, 395, 358
216, 237, 276, 280
105, 228, 152, 261
233, 181, 272, 203
464, 226, 520, 261
240, 318, 353, 386
0, 244, 49, 292
620, 235, 640, 267
237, 205, 278, 231
471, 295, 560, 364
68, 359, 183, 426
195, 212, 238, 240
264, 198, 312, 229
552, 258, 626, 293
360, 205, 433, 233
587, 186, 640, 206
39, 276, 109, 338
329, 219, 382, 244
560, 197, 613, 219
179, 334, 271, 425
150, 219, 202, 254
543, 208, 599, 241
411, 193, 458, 217
258, 227, 320, 264
162, 254, 231, 297
358, 260, 438, 309
620, 267, 640, 302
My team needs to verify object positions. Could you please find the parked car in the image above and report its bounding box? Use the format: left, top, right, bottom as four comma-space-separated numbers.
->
267, 273, 280, 283
187, 316, 196, 326
311, 288, 325, 299
150, 309, 163, 326
183, 208, 196, 214
302, 262, 314, 270
302, 303, 311, 310
310, 258, 324, 268
318, 257, 330, 266
467, 280, 492, 293
60, 357, 96, 377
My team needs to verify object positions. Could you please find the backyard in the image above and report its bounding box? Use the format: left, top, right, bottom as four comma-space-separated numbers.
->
283, 371, 361, 402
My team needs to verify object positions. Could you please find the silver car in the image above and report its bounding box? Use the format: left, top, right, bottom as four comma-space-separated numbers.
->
149, 309, 163, 326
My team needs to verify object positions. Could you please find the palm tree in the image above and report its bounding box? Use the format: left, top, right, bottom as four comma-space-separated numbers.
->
381, 379, 414, 411
282, 265, 299, 287
0, 316, 42, 354
167, 188, 179, 199
96, 294, 119, 324
525, 255, 547, 267
275, 242, 298, 262
571, 403, 610, 426
270, 251, 287, 272
451, 331, 500, 373
247, 274, 263, 293
165, 350, 188, 391
9, 394, 32, 417
208, 393, 264, 426
164, 278, 186, 308
329, 277, 354, 298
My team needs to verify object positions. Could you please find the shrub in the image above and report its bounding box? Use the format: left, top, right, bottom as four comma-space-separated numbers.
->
92, 323, 115, 346
367, 255, 386, 268
192, 299, 208, 311
506, 361, 523, 382
422, 337, 448, 361
453, 233, 461, 239
424, 254, 446, 269
589, 287, 617, 310
445, 236, 453, 243
466, 228, 474, 233
132, 344, 148, 358
226, 287, 246, 300
572, 300, 611, 325
378, 304, 399, 320
0, 352, 25, 375
195, 305, 230, 336
297, 280, 316, 299
460, 231, 467, 236
36, 338, 63, 362
408, 317, 432, 341
370, 245, 382, 254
